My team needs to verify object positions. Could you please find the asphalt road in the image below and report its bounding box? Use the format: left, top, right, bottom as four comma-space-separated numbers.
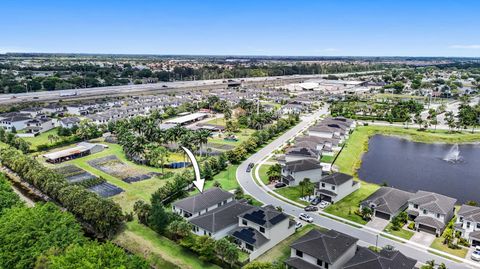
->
0, 71, 383, 105
236, 107, 477, 269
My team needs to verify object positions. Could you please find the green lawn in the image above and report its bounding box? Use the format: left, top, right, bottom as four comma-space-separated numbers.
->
256, 225, 319, 263
273, 185, 310, 206
205, 117, 227, 126
114, 221, 221, 269
258, 164, 272, 185
22, 128, 66, 150
320, 155, 335, 163
430, 237, 468, 259
383, 223, 414, 240
208, 128, 255, 147
323, 182, 379, 225
207, 164, 239, 191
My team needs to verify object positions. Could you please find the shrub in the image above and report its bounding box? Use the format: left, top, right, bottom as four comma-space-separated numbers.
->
407, 222, 415, 230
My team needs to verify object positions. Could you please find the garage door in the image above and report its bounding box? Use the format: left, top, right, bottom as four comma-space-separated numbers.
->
418, 224, 437, 235
320, 195, 332, 203
374, 211, 390, 220
472, 240, 480, 247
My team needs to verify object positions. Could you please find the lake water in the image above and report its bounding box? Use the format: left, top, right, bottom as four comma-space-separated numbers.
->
357, 135, 480, 204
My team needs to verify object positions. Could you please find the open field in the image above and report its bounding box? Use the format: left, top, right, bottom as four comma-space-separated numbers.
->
208, 128, 256, 146
114, 221, 220, 269
273, 185, 310, 206
208, 164, 239, 191
205, 117, 227, 126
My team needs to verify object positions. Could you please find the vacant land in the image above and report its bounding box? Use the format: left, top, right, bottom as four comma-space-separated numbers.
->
274, 185, 310, 206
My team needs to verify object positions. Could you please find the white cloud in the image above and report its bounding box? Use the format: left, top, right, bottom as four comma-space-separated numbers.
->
449, 44, 480, 49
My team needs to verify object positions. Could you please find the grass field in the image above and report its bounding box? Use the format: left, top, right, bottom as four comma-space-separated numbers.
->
256, 224, 319, 263
383, 223, 414, 240
208, 128, 255, 146
258, 164, 272, 185
273, 185, 310, 206
207, 164, 239, 191
22, 128, 71, 151
114, 221, 221, 269
323, 182, 379, 225
41, 141, 177, 211
430, 237, 468, 258
205, 117, 227, 126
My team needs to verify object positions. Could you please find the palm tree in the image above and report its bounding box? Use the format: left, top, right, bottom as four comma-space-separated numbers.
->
266, 164, 281, 183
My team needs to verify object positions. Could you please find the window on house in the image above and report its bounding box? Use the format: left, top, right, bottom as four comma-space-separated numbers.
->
259, 227, 265, 233
467, 222, 471, 228
436, 213, 440, 218
245, 244, 254, 251
325, 263, 329, 269
321, 183, 325, 188
296, 250, 303, 257
477, 223, 480, 229
242, 219, 247, 226
423, 210, 427, 214
317, 259, 323, 266
414, 204, 418, 209
459, 217, 464, 222
218, 203, 222, 207
331, 186, 335, 190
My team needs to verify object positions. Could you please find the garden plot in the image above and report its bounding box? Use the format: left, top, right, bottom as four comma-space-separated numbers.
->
88, 155, 160, 183
55, 165, 97, 184
89, 182, 124, 198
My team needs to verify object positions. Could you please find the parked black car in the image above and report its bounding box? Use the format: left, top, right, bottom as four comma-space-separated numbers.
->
274, 182, 287, 188
304, 206, 318, 212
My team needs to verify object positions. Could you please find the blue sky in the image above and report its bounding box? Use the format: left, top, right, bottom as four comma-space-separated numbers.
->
1, 0, 480, 57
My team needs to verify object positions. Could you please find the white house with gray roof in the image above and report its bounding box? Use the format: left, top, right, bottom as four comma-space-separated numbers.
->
343, 246, 416, 269
314, 173, 360, 203
455, 205, 480, 246
285, 229, 358, 269
172, 187, 234, 219
360, 187, 414, 220
189, 200, 254, 240
230, 205, 295, 260
281, 159, 323, 186
406, 190, 457, 236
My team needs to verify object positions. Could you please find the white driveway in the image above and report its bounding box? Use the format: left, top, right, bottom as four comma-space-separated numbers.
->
410, 231, 436, 247
365, 217, 390, 231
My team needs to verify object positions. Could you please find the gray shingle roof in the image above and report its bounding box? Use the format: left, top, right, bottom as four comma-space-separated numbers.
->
290, 229, 358, 264
172, 187, 233, 214
408, 190, 456, 215
415, 216, 446, 230
285, 257, 322, 269
320, 172, 352, 186
343, 246, 416, 269
284, 159, 322, 173
361, 187, 414, 215
189, 201, 254, 233
457, 205, 480, 223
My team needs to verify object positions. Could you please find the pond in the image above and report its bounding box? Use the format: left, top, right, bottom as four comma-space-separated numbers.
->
358, 135, 480, 204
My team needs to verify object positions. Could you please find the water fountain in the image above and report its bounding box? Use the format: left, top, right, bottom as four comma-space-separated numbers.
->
444, 144, 462, 163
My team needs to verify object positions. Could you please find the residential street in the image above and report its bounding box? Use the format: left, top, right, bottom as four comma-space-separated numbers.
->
236, 107, 479, 269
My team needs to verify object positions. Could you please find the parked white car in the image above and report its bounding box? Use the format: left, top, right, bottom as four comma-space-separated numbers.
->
295, 221, 303, 230
472, 246, 480, 262
318, 201, 331, 209
299, 213, 314, 223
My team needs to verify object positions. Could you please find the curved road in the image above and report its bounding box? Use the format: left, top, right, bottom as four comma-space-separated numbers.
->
236, 108, 477, 269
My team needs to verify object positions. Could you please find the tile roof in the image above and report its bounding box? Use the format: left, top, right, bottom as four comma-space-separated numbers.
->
408, 190, 456, 215
361, 187, 414, 215
457, 205, 480, 223
343, 246, 416, 269
284, 159, 322, 173
290, 229, 358, 264
320, 172, 352, 186
189, 201, 254, 233
172, 187, 234, 214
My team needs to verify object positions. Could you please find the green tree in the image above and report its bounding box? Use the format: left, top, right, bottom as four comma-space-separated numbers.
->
149, 202, 170, 234
243, 261, 275, 269
0, 173, 23, 216
133, 200, 151, 225
35, 242, 149, 269
0, 203, 85, 268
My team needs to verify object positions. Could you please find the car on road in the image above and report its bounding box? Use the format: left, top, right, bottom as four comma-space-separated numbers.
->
310, 197, 321, 205
318, 201, 331, 209
295, 221, 303, 230
246, 166, 252, 172
471, 248, 480, 261
248, 163, 255, 168
304, 206, 318, 212
274, 182, 287, 188
299, 213, 314, 223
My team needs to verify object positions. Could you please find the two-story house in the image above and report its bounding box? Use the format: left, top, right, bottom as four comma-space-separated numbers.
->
285, 229, 358, 269
281, 159, 323, 186
360, 187, 414, 220
406, 190, 457, 236
230, 205, 295, 260
0, 114, 32, 131
189, 200, 254, 239
172, 187, 234, 219
285, 146, 321, 163
60, 117, 81, 129
314, 173, 360, 203
24, 117, 55, 134
454, 204, 480, 246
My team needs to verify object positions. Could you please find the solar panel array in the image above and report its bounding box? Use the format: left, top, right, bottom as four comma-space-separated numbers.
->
232, 228, 256, 245
243, 210, 267, 225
